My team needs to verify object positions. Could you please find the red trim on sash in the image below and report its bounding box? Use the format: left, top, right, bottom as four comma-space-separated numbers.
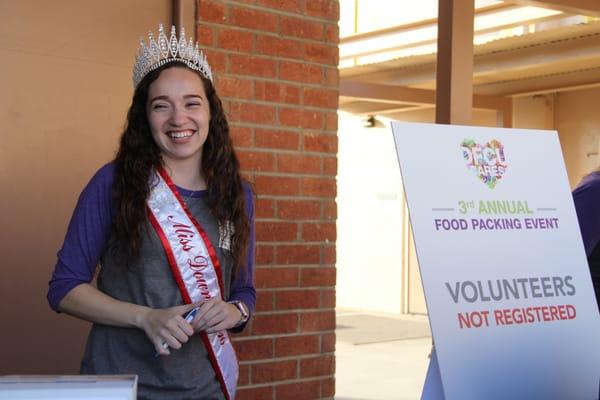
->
200, 333, 231, 400
155, 166, 226, 296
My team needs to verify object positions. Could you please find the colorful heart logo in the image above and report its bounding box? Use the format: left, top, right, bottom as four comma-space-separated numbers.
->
460, 139, 507, 189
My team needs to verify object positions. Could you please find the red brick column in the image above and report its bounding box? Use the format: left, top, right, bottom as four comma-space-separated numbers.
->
197, 1, 339, 399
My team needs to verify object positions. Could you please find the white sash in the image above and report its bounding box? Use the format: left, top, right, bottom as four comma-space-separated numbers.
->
146, 166, 238, 400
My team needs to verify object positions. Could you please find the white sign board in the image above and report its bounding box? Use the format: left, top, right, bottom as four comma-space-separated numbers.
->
0, 375, 137, 400
391, 122, 600, 400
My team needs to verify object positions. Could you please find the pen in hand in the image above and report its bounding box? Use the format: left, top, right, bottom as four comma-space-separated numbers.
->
154, 306, 201, 358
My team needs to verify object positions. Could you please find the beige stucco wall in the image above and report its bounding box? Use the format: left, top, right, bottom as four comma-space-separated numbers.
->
514, 87, 600, 187
555, 88, 600, 187
336, 113, 405, 314
513, 94, 555, 131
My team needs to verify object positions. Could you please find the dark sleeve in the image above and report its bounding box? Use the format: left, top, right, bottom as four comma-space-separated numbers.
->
228, 182, 257, 319
47, 163, 115, 312
573, 173, 600, 257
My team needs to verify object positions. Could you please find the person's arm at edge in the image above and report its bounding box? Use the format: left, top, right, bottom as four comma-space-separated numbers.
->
573, 172, 600, 256
47, 163, 116, 313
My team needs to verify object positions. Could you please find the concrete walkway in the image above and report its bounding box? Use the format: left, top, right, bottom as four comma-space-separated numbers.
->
335, 310, 432, 400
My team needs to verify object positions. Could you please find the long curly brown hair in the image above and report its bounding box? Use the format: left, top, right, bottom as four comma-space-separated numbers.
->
112, 61, 250, 279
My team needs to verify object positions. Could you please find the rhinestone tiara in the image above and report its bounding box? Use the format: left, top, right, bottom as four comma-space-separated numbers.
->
132, 24, 213, 88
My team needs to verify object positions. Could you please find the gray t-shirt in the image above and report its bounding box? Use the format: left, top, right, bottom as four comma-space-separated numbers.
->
80, 194, 232, 400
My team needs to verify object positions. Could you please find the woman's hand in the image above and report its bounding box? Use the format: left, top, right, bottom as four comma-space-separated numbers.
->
137, 302, 201, 356
191, 298, 241, 333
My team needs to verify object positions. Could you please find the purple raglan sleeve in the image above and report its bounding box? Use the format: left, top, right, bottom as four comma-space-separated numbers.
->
47, 163, 115, 312
573, 172, 600, 257
228, 183, 257, 317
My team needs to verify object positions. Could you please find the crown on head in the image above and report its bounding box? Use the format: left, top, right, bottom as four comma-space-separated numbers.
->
132, 24, 213, 88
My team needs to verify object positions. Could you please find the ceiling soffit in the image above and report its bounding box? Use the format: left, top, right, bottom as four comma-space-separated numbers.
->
507, 0, 600, 17
341, 20, 600, 97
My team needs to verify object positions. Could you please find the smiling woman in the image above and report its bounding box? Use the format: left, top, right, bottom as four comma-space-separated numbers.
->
147, 67, 211, 171
46, 25, 256, 400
